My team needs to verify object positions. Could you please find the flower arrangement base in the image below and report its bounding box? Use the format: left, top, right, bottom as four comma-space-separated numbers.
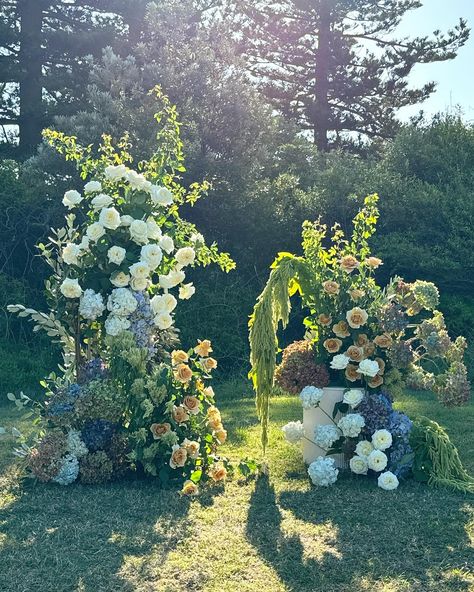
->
303, 387, 348, 469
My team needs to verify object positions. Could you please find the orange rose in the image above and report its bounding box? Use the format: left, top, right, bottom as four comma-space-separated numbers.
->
171, 350, 189, 366
169, 445, 187, 468
182, 438, 200, 459
355, 333, 369, 347
374, 333, 393, 348
150, 422, 171, 440
181, 479, 199, 496
368, 375, 384, 388
333, 320, 350, 338
346, 307, 368, 329
195, 339, 213, 357
375, 357, 386, 375
348, 288, 365, 301
209, 462, 227, 482
323, 280, 340, 295
214, 427, 227, 444
340, 255, 360, 273
364, 342, 376, 356
318, 313, 332, 326
323, 338, 343, 353
346, 345, 364, 362
172, 405, 190, 424
365, 256, 383, 269
345, 364, 361, 382
174, 363, 193, 383
183, 395, 200, 415
201, 357, 218, 372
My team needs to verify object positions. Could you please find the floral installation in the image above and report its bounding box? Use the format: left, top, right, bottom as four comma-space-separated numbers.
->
251, 194, 473, 493
4, 90, 256, 492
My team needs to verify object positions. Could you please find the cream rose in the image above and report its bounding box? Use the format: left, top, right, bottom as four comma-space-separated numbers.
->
173, 364, 193, 383
146, 218, 162, 240
183, 396, 200, 415
130, 277, 149, 291
150, 185, 174, 206
346, 307, 368, 329
129, 219, 149, 244
181, 480, 199, 496
169, 445, 187, 469
110, 271, 130, 287
84, 180, 101, 193
107, 246, 126, 265
343, 389, 364, 408
99, 207, 121, 230
62, 243, 81, 266
91, 193, 113, 211
323, 338, 342, 353
86, 222, 105, 242
129, 261, 150, 279
154, 312, 173, 330
140, 244, 163, 270
323, 280, 340, 295
340, 255, 360, 273
349, 456, 368, 475
195, 339, 213, 357
159, 235, 174, 254
62, 189, 82, 209
150, 422, 171, 439
179, 283, 196, 300
175, 247, 195, 267
60, 278, 82, 299
172, 405, 190, 423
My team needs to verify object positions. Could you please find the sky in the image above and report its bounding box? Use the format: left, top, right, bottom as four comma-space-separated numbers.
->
395, 0, 474, 121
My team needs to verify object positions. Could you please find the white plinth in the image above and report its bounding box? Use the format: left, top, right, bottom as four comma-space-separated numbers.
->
303, 386, 347, 469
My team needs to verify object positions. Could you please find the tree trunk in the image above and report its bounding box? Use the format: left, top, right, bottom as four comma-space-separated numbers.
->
18, 0, 44, 155
313, 0, 331, 151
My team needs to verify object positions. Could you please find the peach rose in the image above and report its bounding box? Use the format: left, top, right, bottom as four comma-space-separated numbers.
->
150, 422, 171, 440
340, 255, 360, 273
323, 280, 340, 295
209, 462, 227, 482
183, 395, 200, 415
201, 357, 218, 372
181, 479, 199, 496
318, 313, 332, 326
364, 342, 376, 356
323, 338, 343, 353
182, 438, 200, 459
365, 256, 383, 269
348, 288, 365, 301
355, 333, 369, 347
214, 427, 227, 444
171, 350, 189, 365
203, 386, 215, 400
368, 375, 384, 388
174, 363, 193, 383
375, 357, 386, 375
169, 445, 188, 469
374, 333, 393, 348
346, 307, 368, 329
346, 345, 364, 362
345, 364, 361, 382
172, 405, 190, 424
333, 320, 351, 338
207, 405, 221, 422
208, 418, 222, 431
195, 339, 213, 357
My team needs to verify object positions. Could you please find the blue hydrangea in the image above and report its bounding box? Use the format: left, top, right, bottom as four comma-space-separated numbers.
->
47, 402, 74, 416
129, 291, 157, 356
67, 383, 82, 399
81, 419, 116, 452
357, 391, 393, 435
388, 411, 413, 440
52, 454, 79, 485
79, 358, 108, 383
388, 439, 414, 478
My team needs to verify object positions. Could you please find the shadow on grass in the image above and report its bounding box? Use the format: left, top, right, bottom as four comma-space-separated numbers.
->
0, 476, 191, 592
247, 474, 473, 592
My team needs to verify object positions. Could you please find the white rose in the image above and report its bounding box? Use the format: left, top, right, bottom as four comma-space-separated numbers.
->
104, 314, 130, 336
79, 235, 90, 252
151, 293, 177, 314
367, 450, 388, 472
358, 359, 380, 377
60, 278, 82, 299
62, 243, 81, 266
282, 421, 305, 444
110, 271, 130, 287
120, 215, 134, 227
104, 164, 127, 181
130, 277, 149, 291
159, 235, 174, 254
377, 471, 399, 491
99, 207, 121, 230
154, 312, 173, 330
129, 261, 150, 279
86, 222, 105, 242
125, 170, 150, 190
343, 389, 364, 408
107, 246, 126, 265
159, 269, 185, 289
349, 455, 368, 475
190, 232, 204, 244
62, 190, 82, 209
146, 218, 162, 240
91, 193, 113, 211
179, 283, 195, 300
129, 220, 149, 244
330, 354, 350, 370
150, 185, 173, 206
84, 180, 102, 193
355, 440, 374, 459
175, 246, 195, 267
140, 244, 163, 269
371, 429, 393, 451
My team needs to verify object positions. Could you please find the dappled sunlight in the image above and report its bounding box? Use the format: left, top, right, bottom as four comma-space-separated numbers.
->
280, 512, 342, 563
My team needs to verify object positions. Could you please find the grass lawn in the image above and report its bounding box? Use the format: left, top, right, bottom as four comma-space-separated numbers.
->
0, 380, 473, 592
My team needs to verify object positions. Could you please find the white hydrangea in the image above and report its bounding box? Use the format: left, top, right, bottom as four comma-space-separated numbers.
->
367, 449, 388, 472
175, 246, 195, 267
349, 455, 368, 475
110, 271, 130, 288
150, 185, 174, 206
355, 440, 374, 459
282, 421, 305, 444
140, 244, 163, 269
358, 359, 380, 377
99, 207, 121, 230
179, 283, 196, 300
86, 222, 105, 242
343, 389, 364, 408
104, 164, 127, 181
154, 312, 173, 330
299, 386, 324, 409
105, 314, 131, 336
308, 457, 339, 487
79, 289, 105, 320
107, 287, 137, 316
314, 424, 341, 450
107, 246, 126, 265
91, 193, 113, 211
151, 293, 177, 314
67, 430, 88, 457
62, 189, 82, 209
337, 413, 365, 438
330, 354, 350, 370
62, 243, 81, 266
60, 278, 82, 299
130, 219, 149, 244
84, 180, 101, 193
372, 429, 393, 451
378, 471, 399, 491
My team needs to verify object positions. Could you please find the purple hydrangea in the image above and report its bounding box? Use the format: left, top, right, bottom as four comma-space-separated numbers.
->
388, 439, 414, 478
357, 391, 393, 435
81, 419, 116, 452
78, 358, 108, 383
129, 291, 157, 356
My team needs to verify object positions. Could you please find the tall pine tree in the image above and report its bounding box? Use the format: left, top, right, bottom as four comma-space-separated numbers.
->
232, 0, 469, 150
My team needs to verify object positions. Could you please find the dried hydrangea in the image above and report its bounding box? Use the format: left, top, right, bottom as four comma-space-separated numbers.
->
79, 451, 113, 484
105, 433, 131, 478
67, 430, 88, 458
275, 340, 330, 395
81, 419, 117, 452
378, 303, 409, 333
411, 280, 439, 311
78, 358, 108, 384
435, 361, 471, 407
28, 432, 68, 482
73, 379, 125, 424
388, 341, 414, 369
